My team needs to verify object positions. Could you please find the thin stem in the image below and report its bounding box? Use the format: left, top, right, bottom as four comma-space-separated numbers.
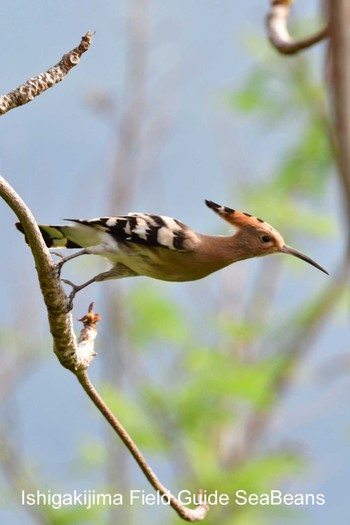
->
76, 369, 209, 522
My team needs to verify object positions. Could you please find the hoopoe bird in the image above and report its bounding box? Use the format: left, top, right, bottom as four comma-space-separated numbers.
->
16, 200, 328, 299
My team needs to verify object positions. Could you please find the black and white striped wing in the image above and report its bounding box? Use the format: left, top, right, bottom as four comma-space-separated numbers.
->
67, 213, 200, 251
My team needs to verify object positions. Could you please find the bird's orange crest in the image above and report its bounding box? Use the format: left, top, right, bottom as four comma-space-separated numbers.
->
205, 200, 265, 229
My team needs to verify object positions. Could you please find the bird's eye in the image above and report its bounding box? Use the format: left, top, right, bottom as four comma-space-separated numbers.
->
261, 235, 271, 243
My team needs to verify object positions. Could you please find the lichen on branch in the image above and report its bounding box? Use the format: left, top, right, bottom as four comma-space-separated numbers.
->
0, 31, 94, 116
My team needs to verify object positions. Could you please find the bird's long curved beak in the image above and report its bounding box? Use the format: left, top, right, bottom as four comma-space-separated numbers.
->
281, 245, 329, 275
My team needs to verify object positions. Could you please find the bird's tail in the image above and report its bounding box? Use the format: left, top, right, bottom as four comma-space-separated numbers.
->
15, 222, 85, 249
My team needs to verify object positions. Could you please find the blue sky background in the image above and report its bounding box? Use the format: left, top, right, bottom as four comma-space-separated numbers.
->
0, 1, 349, 524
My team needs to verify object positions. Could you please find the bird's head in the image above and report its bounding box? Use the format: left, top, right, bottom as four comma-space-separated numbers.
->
205, 200, 328, 275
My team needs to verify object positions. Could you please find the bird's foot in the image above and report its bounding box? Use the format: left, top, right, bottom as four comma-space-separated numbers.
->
61, 276, 97, 311
54, 249, 87, 277
52, 252, 66, 276
61, 279, 84, 311
52, 251, 64, 260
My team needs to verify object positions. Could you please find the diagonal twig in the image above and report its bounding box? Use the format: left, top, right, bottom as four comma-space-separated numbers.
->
76, 369, 209, 522
267, 0, 328, 55
0, 31, 94, 116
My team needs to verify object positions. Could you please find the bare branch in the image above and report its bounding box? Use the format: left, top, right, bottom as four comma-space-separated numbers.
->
267, 0, 328, 55
0, 31, 94, 116
76, 369, 209, 522
0, 176, 97, 372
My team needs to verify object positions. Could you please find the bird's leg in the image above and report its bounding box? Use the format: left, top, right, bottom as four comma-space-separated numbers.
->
62, 267, 127, 310
54, 249, 88, 276
62, 276, 99, 310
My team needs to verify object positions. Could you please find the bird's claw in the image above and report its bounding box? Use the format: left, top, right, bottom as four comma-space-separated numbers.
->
54, 254, 70, 277
61, 279, 81, 311
53, 249, 87, 277
52, 251, 64, 260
